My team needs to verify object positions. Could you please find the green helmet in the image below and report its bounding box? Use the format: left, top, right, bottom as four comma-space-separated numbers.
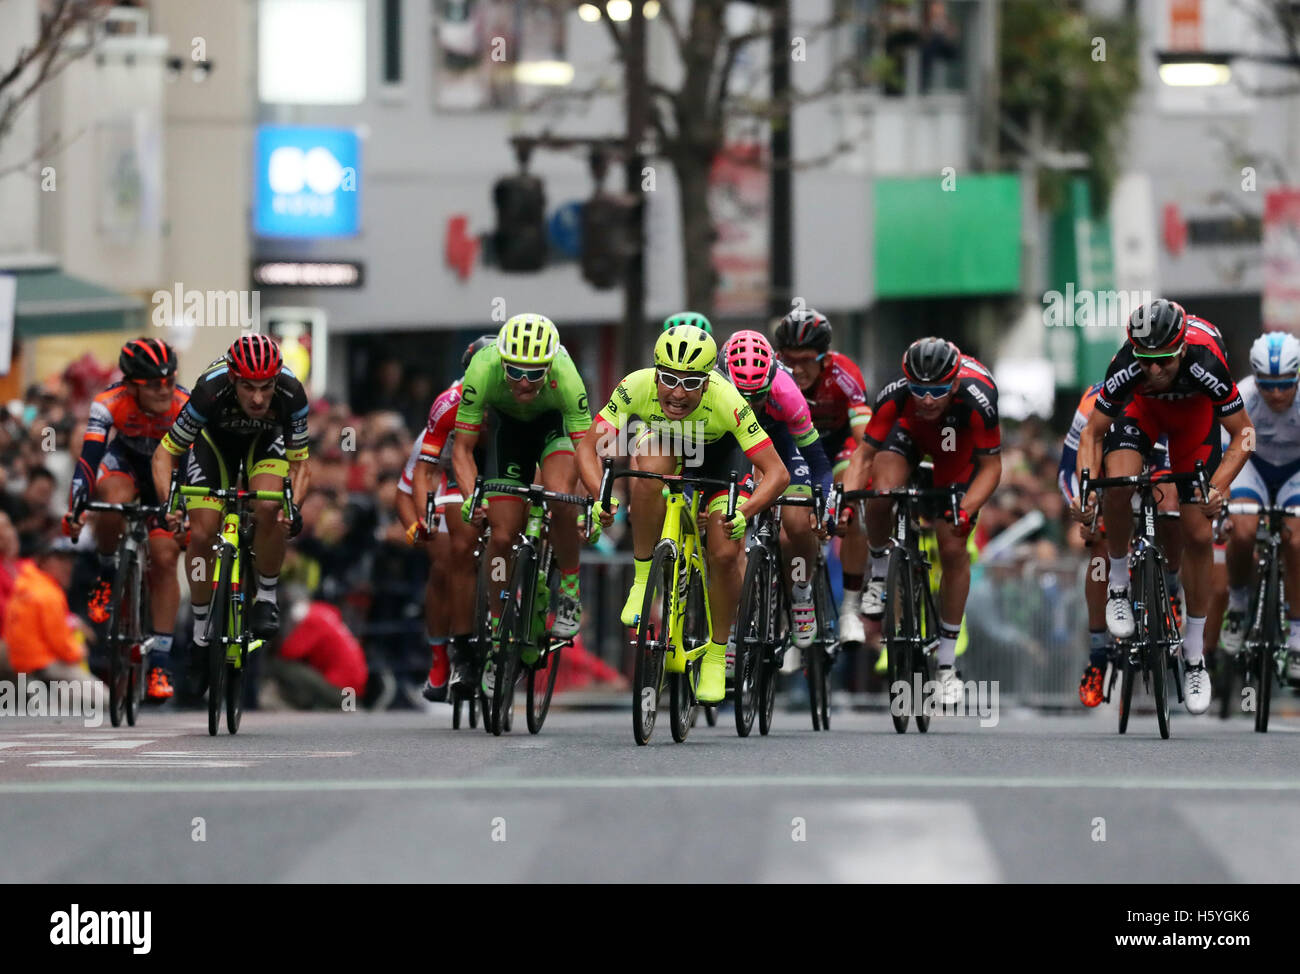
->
497, 313, 559, 366
655, 325, 717, 374
662, 311, 712, 335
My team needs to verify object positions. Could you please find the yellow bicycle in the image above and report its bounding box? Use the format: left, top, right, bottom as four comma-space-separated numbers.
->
170, 468, 297, 736
599, 458, 739, 745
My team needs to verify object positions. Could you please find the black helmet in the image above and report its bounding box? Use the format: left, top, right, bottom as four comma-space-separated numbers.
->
902, 337, 962, 384
462, 334, 497, 370
774, 308, 832, 354
119, 337, 178, 381
1128, 299, 1186, 351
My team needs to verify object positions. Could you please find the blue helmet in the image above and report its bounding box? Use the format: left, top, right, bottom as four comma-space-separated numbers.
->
1250, 332, 1300, 377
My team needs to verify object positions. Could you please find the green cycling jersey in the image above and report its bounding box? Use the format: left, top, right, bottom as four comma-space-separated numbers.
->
454, 343, 592, 438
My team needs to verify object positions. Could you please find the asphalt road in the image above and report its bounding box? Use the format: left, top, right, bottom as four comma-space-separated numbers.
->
3, 698, 1300, 883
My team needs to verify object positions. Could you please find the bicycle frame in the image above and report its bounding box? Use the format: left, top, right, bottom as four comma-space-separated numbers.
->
176, 483, 291, 665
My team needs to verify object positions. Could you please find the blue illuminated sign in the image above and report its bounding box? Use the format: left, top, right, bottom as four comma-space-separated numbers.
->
254, 126, 360, 238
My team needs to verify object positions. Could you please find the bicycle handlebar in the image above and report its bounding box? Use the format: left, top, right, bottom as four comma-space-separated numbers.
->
597, 457, 740, 521
1226, 502, 1300, 518
832, 483, 964, 530
1079, 461, 1210, 506
467, 476, 597, 540
75, 499, 170, 519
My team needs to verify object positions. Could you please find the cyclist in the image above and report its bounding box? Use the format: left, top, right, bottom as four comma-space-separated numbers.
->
1072, 300, 1254, 715
152, 333, 311, 697
576, 324, 790, 703
408, 334, 495, 701
663, 311, 713, 335
722, 329, 832, 649
1060, 383, 1181, 707
845, 337, 1002, 705
772, 307, 872, 646
453, 315, 591, 695
1221, 331, 1300, 682
63, 338, 189, 700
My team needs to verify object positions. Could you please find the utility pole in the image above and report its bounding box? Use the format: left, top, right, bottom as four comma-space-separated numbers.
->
623, 2, 648, 378
768, 0, 792, 324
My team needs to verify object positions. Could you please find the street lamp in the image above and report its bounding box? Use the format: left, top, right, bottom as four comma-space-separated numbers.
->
576, 1, 658, 21
1155, 50, 1236, 86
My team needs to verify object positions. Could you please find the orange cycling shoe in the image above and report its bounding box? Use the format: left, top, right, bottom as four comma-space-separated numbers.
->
147, 667, 174, 700
88, 578, 112, 624
1079, 663, 1105, 708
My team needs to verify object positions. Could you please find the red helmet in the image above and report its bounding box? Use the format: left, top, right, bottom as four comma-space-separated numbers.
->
119, 337, 178, 381
226, 334, 282, 381
723, 330, 777, 393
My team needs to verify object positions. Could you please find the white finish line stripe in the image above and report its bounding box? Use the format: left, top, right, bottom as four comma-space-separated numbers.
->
3, 773, 1300, 795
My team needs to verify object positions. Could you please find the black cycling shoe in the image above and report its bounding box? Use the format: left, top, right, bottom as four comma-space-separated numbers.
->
250, 599, 280, 638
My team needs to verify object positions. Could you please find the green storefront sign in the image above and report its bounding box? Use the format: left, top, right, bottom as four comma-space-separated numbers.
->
1047, 178, 1126, 387
874, 174, 1021, 298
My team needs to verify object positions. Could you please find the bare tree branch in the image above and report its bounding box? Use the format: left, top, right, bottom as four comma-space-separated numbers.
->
656, 0, 686, 58
0, 0, 104, 154
601, 13, 628, 62
0, 125, 85, 180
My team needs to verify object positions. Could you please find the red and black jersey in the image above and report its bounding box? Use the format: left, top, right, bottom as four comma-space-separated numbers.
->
801, 351, 871, 438
1094, 316, 1243, 420
865, 356, 1001, 454
863, 356, 1000, 487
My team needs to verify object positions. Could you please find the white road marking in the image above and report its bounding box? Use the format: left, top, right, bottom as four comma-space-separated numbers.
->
4, 773, 1300, 795
761, 800, 1001, 882
27, 759, 254, 768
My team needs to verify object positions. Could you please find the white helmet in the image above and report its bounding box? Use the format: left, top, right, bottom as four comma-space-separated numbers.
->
1250, 331, 1300, 378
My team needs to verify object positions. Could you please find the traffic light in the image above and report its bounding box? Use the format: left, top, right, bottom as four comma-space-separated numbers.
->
493, 174, 547, 272
581, 191, 640, 290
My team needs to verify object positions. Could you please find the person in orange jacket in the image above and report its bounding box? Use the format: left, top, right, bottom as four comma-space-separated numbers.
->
3, 538, 95, 682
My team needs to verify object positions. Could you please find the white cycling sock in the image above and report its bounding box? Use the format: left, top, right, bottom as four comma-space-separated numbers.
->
1108, 556, 1129, 592
938, 622, 961, 668
256, 573, 278, 603
1183, 616, 1207, 665
1228, 587, 1249, 613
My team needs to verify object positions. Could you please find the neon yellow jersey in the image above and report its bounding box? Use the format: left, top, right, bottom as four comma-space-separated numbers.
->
595, 368, 772, 457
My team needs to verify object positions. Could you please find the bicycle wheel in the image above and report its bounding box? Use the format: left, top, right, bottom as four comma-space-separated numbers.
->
489, 546, 533, 736
814, 559, 838, 730
525, 560, 562, 734
1144, 554, 1171, 740
733, 544, 770, 738
470, 533, 496, 732
1118, 649, 1135, 734
105, 552, 135, 728
1256, 554, 1282, 733
883, 547, 913, 733
913, 564, 939, 734
632, 544, 674, 745
671, 566, 707, 743
127, 551, 149, 726
207, 546, 234, 737
226, 658, 243, 734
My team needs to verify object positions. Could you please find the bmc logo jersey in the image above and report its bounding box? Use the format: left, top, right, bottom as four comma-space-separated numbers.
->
864, 355, 1000, 487
1095, 319, 1242, 420
1095, 316, 1241, 476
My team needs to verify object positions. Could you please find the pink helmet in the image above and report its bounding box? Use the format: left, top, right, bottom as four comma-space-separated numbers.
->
723, 330, 776, 393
